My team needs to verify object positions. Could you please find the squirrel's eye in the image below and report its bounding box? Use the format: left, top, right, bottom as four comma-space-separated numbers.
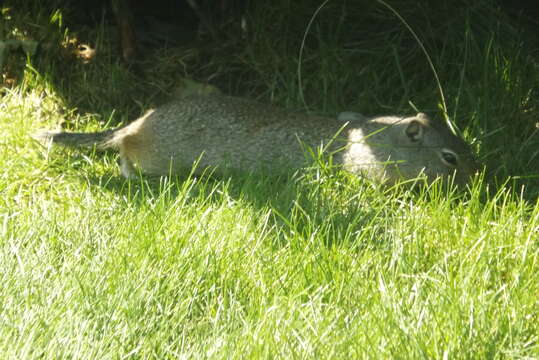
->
440, 149, 458, 167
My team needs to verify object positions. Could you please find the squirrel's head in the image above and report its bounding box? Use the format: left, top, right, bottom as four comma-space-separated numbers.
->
365, 113, 480, 186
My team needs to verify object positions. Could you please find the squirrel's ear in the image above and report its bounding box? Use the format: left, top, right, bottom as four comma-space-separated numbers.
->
404, 120, 425, 142
415, 112, 430, 124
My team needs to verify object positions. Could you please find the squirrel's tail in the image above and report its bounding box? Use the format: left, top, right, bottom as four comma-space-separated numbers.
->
34, 128, 120, 149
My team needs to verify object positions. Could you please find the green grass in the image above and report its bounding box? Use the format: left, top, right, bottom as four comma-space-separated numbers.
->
1, 1, 538, 358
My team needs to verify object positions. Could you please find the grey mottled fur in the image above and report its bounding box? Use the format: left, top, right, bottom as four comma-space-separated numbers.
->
37, 94, 478, 185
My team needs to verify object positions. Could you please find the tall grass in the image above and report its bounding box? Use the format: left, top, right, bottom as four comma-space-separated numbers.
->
1, 0, 538, 358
